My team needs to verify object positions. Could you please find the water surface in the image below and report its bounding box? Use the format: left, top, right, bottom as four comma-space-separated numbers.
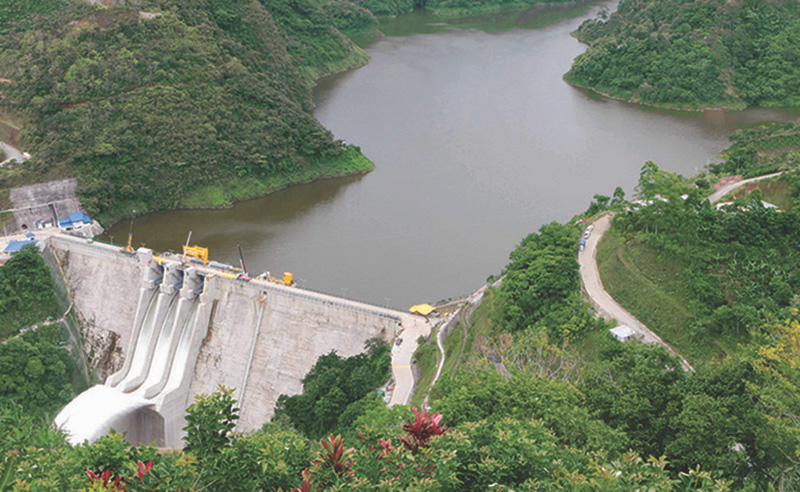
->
110, 4, 798, 309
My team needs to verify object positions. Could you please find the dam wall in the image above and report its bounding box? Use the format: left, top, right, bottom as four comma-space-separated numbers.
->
50, 234, 402, 445
190, 279, 398, 432
49, 236, 140, 380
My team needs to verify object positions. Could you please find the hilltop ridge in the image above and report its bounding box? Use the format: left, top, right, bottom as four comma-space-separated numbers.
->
0, 0, 371, 223
566, 0, 800, 110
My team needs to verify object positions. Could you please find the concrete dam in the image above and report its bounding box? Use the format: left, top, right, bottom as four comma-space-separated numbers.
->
51, 234, 421, 447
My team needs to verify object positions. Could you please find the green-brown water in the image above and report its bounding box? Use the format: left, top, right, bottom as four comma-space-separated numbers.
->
109, 3, 798, 309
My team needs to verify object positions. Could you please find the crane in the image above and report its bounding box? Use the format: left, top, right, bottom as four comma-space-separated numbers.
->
121, 210, 135, 254
237, 244, 251, 281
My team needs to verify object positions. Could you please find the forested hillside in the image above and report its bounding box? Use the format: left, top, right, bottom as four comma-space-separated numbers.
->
567, 0, 800, 109
0, 246, 77, 421
0, 0, 371, 223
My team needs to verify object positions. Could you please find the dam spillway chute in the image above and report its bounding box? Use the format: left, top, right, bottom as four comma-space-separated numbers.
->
141, 268, 203, 399
105, 257, 163, 387
56, 248, 215, 447
113, 266, 182, 394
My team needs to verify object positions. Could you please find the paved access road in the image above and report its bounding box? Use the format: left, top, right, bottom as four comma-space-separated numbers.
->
578, 213, 694, 372
389, 314, 431, 406
0, 141, 24, 165
579, 172, 789, 372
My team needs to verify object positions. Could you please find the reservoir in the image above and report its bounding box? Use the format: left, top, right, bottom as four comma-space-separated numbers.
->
110, 2, 797, 309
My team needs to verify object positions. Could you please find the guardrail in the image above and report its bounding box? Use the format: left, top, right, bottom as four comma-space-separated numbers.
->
46, 233, 409, 324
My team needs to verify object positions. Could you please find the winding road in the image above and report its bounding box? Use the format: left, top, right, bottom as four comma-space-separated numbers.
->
0, 141, 24, 165
707, 171, 783, 203
579, 172, 786, 372
389, 314, 431, 406
578, 214, 694, 371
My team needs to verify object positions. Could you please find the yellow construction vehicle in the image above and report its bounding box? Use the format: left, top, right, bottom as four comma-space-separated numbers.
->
183, 245, 209, 264
257, 271, 296, 286
121, 210, 135, 254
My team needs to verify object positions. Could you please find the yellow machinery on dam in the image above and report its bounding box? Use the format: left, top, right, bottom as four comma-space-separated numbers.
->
182, 245, 209, 264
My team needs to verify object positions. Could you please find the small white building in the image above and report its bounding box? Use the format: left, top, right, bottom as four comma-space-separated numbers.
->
58, 212, 92, 232
610, 325, 638, 342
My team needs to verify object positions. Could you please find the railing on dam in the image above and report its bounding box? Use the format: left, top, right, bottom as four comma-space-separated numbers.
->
47, 233, 409, 325
256, 281, 404, 324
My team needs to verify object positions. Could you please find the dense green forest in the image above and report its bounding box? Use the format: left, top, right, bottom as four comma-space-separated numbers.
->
711, 120, 800, 178
1, 383, 736, 490
0, 0, 371, 224
0, 245, 76, 420
567, 0, 800, 109
274, 339, 392, 439
494, 221, 606, 339
0, 244, 59, 339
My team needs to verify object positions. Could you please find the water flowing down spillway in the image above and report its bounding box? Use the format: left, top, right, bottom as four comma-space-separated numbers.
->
54, 386, 153, 445
56, 251, 215, 447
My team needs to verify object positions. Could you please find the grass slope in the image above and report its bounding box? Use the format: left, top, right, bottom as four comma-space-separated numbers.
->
596, 227, 722, 364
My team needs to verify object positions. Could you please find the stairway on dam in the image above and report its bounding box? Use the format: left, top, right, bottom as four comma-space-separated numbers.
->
50, 235, 426, 447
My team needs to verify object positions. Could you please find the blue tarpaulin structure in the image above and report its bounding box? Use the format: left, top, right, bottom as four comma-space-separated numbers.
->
4, 240, 37, 253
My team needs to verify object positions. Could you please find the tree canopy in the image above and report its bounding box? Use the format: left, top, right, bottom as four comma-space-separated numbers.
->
567, 0, 800, 109
0, 0, 372, 223
274, 338, 392, 440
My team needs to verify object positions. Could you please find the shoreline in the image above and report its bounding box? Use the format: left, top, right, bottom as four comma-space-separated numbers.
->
432, 0, 595, 18
99, 154, 374, 229
563, 76, 748, 113
104, 2, 601, 227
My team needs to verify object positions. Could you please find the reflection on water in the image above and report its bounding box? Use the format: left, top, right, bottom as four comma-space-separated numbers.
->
109, 3, 798, 308
110, 175, 365, 256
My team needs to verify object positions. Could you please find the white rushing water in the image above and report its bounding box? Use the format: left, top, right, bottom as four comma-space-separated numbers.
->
54, 385, 152, 445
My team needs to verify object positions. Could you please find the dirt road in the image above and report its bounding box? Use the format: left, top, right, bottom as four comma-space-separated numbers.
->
707, 171, 783, 204
0, 141, 24, 165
